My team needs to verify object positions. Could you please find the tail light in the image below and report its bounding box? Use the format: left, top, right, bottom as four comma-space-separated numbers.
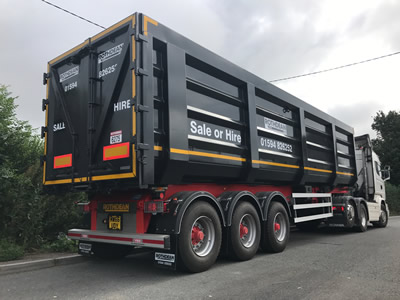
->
144, 200, 164, 214
333, 206, 344, 212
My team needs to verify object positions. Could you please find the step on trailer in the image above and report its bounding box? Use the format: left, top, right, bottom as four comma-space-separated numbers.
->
42, 13, 390, 272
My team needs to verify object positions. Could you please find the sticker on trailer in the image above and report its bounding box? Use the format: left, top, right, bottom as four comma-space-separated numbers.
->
114, 99, 131, 112
188, 119, 242, 145
99, 64, 118, 78
59, 66, 79, 83
259, 137, 293, 153
263, 117, 288, 135
110, 130, 122, 144
155, 252, 175, 263
64, 81, 77, 92
53, 122, 66, 132
98, 43, 124, 64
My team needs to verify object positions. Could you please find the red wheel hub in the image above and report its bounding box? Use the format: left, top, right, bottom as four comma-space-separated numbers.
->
240, 223, 249, 238
274, 223, 281, 231
192, 226, 205, 245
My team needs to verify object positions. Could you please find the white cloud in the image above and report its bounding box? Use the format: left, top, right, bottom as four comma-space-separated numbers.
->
0, 0, 399, 136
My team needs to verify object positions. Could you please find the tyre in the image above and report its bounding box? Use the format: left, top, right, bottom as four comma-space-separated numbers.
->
345, 202, 356, 228
228, 202, 261, 261
178, 201, 222, 273
356, 204, 368, 232
261, 201, 290, 253
92, 242, 132, 259
372, 204, 388, 228
296, 220, 321, 231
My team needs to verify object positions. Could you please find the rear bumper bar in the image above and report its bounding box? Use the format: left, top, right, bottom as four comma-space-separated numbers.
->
68, 229, 170, 250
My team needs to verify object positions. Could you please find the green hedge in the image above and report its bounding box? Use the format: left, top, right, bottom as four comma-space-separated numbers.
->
0, 84, 86, 259
386, 183, 400, 215
0, 240, 24, 262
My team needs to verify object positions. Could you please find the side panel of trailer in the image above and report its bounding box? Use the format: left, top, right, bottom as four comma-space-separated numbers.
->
143, 15, 357, 187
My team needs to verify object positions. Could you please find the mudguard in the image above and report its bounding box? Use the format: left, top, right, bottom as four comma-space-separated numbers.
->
218, 191, 263, 226
333, 196, 369, 223
256, 191, 292, 221
147, 191, 226, 235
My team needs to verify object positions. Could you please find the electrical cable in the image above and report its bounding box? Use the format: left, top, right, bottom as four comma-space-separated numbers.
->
41, 0, 106, 29
40, 0, 400, 83
269, 51, 400, 82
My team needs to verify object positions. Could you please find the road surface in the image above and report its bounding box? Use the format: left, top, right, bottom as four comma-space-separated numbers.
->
1, 217, 400, 299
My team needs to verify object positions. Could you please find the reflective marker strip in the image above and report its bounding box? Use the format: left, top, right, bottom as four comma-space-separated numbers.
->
171, 148, 245, 162
143, 239, 164, 245
88, 234, 133, 242
54, 153, 72, 169
304, 166, 333, 173
103, 142, 130, 161
68, 233, 81, 238
252, 160, 299, 169
67, 233, 164, 245
143, 16, 158, 36
337, 171, 354, 176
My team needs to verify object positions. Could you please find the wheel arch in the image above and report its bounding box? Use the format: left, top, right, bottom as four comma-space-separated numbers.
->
174, 191, 226, 234
219, 191, 263, 227
256, 191, 292, 221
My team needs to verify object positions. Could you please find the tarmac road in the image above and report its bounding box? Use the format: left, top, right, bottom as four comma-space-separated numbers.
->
1, 217, 400, 300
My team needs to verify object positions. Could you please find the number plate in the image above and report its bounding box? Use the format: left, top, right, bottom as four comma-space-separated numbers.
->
108, 214, 123, 230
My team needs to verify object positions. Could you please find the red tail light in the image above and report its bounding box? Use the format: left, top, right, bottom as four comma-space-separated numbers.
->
144, 201, 164, 213
333, 206, 344, 211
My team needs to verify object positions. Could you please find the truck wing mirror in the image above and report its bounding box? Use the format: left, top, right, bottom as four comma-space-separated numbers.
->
381, 166, 391, 181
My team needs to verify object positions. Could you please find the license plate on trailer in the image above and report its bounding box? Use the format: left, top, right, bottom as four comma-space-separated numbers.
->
108, 214, 122, 230
78, 242, 92, 255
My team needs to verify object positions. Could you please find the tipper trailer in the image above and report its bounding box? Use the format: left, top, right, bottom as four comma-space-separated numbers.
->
42, 13, 390, 272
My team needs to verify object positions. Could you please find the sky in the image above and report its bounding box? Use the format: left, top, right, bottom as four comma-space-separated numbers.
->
1, 0, 399, 138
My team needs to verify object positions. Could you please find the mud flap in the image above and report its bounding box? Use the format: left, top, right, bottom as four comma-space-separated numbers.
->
154, 235, 178, 270
78, 241, 93, 256
154, 251, 177, 269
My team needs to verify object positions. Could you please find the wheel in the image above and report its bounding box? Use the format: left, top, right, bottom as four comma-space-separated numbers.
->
356, 204, 368, 232
296, 220, 321, 231
345, 202, 356, 228
373, 204, 388, 228
92, 243, 132, 259
228, 202, 261, 261
178, 201, 222, 273
261, 201, 290, 253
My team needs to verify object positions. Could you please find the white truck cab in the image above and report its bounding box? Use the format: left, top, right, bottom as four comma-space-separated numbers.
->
355, 135, 390, 225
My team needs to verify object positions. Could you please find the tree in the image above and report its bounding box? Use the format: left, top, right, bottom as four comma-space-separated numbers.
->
371, 110, 400, 186
0, 84, 44, 246
0, 85, 84, 251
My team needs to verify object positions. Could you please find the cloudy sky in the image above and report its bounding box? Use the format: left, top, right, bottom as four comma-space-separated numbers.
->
1, 0, 399, 137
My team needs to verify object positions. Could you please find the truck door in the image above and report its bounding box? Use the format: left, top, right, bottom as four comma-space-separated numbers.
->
367, 154, 384, 221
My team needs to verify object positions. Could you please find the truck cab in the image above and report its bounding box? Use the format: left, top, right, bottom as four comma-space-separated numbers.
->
354, 134, 390, 224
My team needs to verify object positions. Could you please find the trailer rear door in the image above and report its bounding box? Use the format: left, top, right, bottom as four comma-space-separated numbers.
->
43, 16, 137, 186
